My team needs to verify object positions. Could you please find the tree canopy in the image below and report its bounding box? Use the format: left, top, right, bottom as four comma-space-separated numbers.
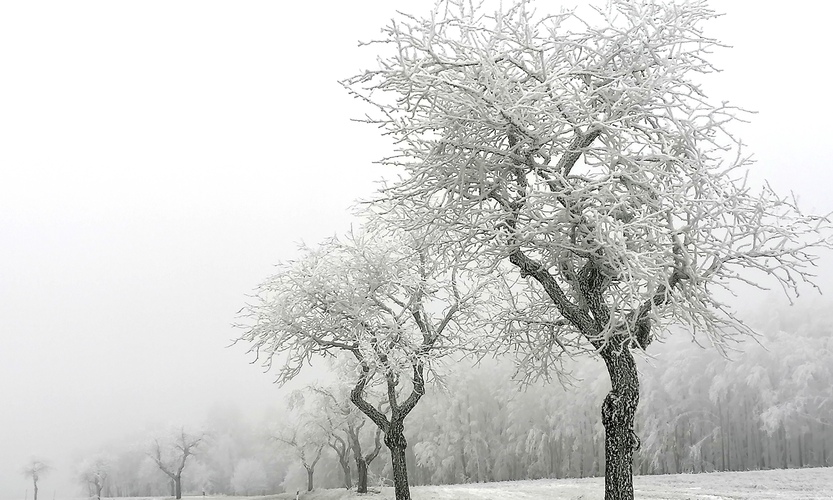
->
344, 0, 830, 354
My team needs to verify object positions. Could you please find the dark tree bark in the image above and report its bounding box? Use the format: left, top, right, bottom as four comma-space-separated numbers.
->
600, 343, 639, 500
386, 420, 411, 500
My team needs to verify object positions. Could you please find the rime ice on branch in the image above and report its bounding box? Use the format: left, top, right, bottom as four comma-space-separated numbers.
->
341, 1, 833, 499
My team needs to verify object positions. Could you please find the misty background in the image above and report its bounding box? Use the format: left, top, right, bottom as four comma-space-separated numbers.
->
2, 0, 832, 498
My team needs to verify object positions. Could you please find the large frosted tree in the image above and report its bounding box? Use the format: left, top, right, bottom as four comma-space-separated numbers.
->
237, 226, 496, 500
343, 1, 832, 498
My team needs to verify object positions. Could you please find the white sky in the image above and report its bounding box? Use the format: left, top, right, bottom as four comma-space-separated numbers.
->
1, 1, 832, 498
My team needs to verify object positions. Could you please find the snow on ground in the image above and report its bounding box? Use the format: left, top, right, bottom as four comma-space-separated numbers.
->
258, 467, 833, 500
132, 467, 833, 500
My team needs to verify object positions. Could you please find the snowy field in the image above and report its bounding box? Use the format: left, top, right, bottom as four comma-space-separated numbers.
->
206, 467, 833, 500
53, 467, 833, 500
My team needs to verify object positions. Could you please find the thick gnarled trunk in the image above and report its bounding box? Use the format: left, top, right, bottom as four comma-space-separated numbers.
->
600, 344, 640, 500
385, 425, 411, 500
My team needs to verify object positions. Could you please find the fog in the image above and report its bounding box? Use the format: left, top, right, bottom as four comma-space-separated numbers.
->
2, 1, 832, 498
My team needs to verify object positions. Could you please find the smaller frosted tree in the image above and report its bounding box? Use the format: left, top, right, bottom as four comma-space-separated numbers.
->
22, 458, 50, 500
237, 224, 497, 500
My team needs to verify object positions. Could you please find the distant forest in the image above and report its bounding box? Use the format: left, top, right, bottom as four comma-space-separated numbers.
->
80, 300, 832, 497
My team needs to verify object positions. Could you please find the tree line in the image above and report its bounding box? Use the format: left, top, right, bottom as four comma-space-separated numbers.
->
68, 298, 831, 497
406, 301, 833, 484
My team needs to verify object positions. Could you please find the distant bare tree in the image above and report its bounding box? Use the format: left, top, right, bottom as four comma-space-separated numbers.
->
22, 458, 50, 500
148, 428, 203, 499
78, 457, 110, 500
272, 426, 325, 492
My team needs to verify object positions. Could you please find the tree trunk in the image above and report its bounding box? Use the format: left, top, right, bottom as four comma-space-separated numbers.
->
175, 476, 182, 499
33, 481, 38, 500
306, 467, 314, 492
386, 422, 411, 500
356, 458, 369, 493
600, 345, 639, 500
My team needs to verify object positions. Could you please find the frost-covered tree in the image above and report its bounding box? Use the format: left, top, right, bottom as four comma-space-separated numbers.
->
343, 1, 832, 498
22, 458, 50, 500
238, 225, 496, 500
148, 428, 203, 499
78, 456, 110, 500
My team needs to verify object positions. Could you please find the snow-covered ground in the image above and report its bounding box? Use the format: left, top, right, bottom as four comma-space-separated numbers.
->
252, 467, 833, 500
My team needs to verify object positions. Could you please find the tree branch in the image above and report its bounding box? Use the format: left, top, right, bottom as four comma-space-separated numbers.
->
350, 359, 390, 432
508, 248, 597, 336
